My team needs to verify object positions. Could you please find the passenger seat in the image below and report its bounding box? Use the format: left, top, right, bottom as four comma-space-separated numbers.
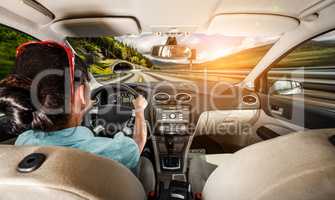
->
188, 154, 232, 193
202, 129, 335, 200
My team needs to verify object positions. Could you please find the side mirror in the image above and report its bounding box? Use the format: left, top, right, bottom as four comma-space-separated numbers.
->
270, 80, 303, 95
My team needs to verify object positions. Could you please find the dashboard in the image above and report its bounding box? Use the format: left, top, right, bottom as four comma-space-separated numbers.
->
89, 81, 260, 137
88, 82, 260, 175
149, 86, 197, 132
152, 92, 193, 136
89, 83, 197, 137
154, 106, 191, 135
94, 90, 136, 107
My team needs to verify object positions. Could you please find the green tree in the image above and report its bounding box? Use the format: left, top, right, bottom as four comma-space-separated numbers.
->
0, 25, 34, 79
68, 36, 153, 75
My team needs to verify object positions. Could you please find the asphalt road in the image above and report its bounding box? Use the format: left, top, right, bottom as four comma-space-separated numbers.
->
98, 69, 244, 85
97, 68, 335, 97
98, 70, 194, 84
93, 69, 335, 109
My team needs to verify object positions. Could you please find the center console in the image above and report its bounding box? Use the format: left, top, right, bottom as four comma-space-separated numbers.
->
151, 103, 195, 199
153, 105, 192, 173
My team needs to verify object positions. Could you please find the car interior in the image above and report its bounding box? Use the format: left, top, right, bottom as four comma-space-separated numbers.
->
0, 0, 335, 200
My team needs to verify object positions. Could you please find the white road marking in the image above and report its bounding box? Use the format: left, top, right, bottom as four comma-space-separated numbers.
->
144, 71, 193, 83
141, 72, 160, 82
124, 72, 142, 83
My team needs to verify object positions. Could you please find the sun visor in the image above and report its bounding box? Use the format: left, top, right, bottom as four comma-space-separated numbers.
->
1, 0, 54, 25
50, 17, 141, 37
207, 14, 299, 37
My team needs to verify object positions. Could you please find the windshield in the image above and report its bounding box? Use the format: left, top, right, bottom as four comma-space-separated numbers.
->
67, 34, 278, 85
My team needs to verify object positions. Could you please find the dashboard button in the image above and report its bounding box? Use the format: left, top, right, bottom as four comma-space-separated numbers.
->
159, 126, 165, 132
169, 113, 176, 119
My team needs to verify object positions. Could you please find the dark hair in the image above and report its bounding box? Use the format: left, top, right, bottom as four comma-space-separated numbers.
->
0, 43, 90, 135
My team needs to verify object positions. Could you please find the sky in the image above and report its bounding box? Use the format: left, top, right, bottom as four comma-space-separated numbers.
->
117, 33, 278, 64
313, 29, 335, 42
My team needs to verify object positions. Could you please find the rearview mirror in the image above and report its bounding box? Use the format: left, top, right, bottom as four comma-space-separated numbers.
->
151, 36, 193, 59
270, 80, 303, 95
151, 45, 191, 59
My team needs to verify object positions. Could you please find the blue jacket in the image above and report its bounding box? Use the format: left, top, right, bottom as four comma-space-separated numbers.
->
15, 126, 140, 170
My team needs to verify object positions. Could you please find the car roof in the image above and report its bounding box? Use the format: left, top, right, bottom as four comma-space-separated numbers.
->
0, 0, 331, 36
1, 0, 335, 84
34, 0, 326, 25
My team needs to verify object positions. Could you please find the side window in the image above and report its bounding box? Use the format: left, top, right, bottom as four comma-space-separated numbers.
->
0, 24, 35, 80
0, 25, 35, 140
264, 30, 335, 129
267, 30, 335, 101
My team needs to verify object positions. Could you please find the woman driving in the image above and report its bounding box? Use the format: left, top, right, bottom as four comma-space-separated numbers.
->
0, 41, 147, 170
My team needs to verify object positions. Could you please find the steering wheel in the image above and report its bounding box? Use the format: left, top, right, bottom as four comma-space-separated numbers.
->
86, 83, 141, 137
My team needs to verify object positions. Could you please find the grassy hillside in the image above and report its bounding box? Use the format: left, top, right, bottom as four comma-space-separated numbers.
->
0, 25, 152, 79
67, 37, 153, 75
0, 25, 34, 79
274, 41, 335, 68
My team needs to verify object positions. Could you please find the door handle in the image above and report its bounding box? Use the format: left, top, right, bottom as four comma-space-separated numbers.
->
270, 105, 284, 115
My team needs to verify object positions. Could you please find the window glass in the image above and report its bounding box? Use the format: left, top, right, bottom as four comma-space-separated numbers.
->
274, 31, 335, 68
0, 24, 35, 80
67, 35, 278, 85
267, 30, 335, 102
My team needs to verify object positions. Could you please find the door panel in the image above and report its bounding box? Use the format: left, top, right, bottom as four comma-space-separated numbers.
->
262, 94, 335, 129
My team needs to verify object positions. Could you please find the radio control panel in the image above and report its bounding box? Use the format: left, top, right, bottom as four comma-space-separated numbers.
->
155, 107, 189, 123
154, 106, 190, 135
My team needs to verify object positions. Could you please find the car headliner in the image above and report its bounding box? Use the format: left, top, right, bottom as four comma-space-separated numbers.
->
1, 0, 330, 34
27, 0, 329, 25
1, 0, 335, 84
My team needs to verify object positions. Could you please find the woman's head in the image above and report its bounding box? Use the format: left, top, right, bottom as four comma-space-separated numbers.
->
0, 41, 91, 134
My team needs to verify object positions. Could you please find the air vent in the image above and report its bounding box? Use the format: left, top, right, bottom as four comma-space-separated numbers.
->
175, 93, 192, 103
153, 92, 170, 103
242, 95, 258, 105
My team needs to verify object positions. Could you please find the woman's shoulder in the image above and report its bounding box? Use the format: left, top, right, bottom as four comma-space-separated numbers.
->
15, 129, 35, 145
70, 126, 94, 135
15, 126, 94, 146
56, 126, 95, 140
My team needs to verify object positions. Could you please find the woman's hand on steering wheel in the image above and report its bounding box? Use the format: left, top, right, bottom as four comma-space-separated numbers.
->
132, 95, 148, 113
88, 83, 147, 137
122, 95, 148, 136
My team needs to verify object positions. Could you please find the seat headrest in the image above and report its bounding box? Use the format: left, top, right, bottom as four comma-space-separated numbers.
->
0, 145, 145, 200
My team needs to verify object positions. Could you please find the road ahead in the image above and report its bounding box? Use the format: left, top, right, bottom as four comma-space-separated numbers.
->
98, 69, 245, 85
92, 68, 335, 108
97, 67, 335, 88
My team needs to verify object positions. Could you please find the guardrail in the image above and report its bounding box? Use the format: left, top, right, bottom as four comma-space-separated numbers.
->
146, 69, 250, 82
148, 67, 335, 92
